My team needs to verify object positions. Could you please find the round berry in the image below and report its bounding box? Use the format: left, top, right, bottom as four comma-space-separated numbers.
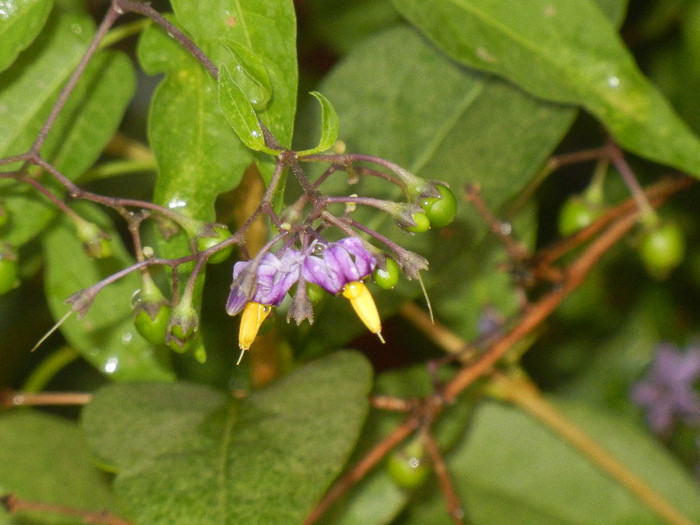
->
134, 304, 171, 346
421, 185, 457, 228
387, 442, 430, 489
405, 211, 430, 233
197, 225, 234, 264
373, 257, 400, 290
639, 221, 685, 280
558, 197, 602, 237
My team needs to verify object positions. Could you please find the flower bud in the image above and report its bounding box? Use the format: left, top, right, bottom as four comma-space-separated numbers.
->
166, 293, 199, 353
75, 220, 112, 259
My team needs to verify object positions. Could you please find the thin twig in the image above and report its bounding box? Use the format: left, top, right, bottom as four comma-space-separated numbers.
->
1, 493, 132, 525
0, 390, 93, 409
303, 418, 418, 524
423, 431, 465, 525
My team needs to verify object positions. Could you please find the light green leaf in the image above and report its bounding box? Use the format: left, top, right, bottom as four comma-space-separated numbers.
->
0, 0, 52, 73
218, 64, 274, 153
42, 202, 175, 381
0, 5, 135, 246
0, 411, 120, 525
220, 41, 272, 110
297, 91, 339, 157
392, 0, 700, 177
170, 0, 298, 149
83, 352, 373, 525
138, 19, 252, 223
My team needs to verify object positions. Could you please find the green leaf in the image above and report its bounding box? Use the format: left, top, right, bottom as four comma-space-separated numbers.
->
83, 352, 373, 525
0, 411, 120, 525
392, 0, 700, 177
292, 27, 573, 354
170, 0, 298, 149
42, 202, 175, 381
138, 20, 252, 223
0, 5, 135, 246
220, 41, 272, 110
401, 399, 700, 524
297, 91, 339, 156
0, 0, 52, 73
218, 64, 274, 153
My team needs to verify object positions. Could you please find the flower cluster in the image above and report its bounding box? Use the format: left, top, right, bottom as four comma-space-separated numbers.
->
631, 343, 700, 435
226, 237, 384, 363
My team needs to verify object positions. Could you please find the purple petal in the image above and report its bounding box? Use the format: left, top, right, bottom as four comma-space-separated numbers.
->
302, 238, 376, 294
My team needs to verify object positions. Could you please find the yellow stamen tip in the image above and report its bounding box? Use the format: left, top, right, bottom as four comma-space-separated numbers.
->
342, 281, 383, 339
238, 302, 272, 361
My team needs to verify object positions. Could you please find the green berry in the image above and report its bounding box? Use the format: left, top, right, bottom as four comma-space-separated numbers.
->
405, 211, 430, 233
373, 257, 400, 290
196, 225, 234, 264
558, 197, 602, 237
639, 221, 685, 280
134, 304, 171, 346
421, 185, 457, 228
387, 441, 430, 490
0, 256, 18, 295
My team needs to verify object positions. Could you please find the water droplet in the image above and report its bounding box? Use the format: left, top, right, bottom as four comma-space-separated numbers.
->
122, 331, 133, 344
71, 23, 83, 35
103, 356, 119, 374
168, 197, 187, 209
251, 130, 261, 139
607, 76, 620, 88
499, 222, 512, 235
130, 289, 143, 309
407, 456, 421, 469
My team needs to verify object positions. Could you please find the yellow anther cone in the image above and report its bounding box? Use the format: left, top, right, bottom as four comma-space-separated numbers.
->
237, 302, 272, 364
342, 281, 384, 343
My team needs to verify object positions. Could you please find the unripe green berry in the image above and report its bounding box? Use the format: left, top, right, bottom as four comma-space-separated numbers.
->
196, 225, 234, 264
387, 440, 430, 490
0, 256, 19, 295
134, 304, 171, 346
405, 211, 430, 233
558, 197, 602, 237
639, 221, 685, 280
373, 257, 400, 290
421, 185, 457, 228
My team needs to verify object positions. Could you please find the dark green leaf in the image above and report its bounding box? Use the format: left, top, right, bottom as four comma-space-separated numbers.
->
42, 202, 175, 381
83, 352, 373, 525
297, 91, 339, 156
0, 411, 119, 525
293, 27, 572, 353
0, 5, 135, 246
0, 0, 52, 73
393, 0, 700, 177
220, 41, 272, 110
400, 399, 700, 524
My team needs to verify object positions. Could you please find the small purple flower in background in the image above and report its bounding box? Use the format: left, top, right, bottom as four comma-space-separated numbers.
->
631, 343, 700, 435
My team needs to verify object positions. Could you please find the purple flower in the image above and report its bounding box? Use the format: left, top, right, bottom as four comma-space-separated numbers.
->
226, 248, 303, 316
631, 344, 700, 435
302, 238, 377, 294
